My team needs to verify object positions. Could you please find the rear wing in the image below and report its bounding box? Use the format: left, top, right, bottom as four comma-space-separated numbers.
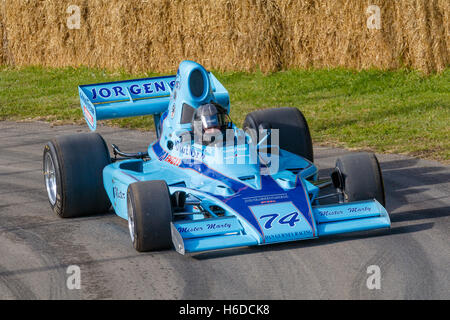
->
78, 75, 176, 131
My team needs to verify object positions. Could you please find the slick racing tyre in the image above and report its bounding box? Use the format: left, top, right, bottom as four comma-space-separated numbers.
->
334, 152, 386, 206
126, 180, 173, 252
43, 133, 111, 218
243, 107, 314, 162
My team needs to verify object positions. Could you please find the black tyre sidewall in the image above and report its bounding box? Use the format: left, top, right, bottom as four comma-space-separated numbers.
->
127, 180, 173, 252
375, 155, 386, 206
336, 152, 386, 206
243, 107, 314, 162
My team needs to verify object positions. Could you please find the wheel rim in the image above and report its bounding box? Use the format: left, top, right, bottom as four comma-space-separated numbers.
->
44, 153, 57, 205
127, 196, 135, 243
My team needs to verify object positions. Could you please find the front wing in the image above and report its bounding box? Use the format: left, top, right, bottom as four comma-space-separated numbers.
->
169, 186, 390, 254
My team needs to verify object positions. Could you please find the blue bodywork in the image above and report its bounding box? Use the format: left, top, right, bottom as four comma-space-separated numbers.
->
79, 61, 390, 254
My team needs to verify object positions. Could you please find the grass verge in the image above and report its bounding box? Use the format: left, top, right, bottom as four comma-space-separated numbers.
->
0, 66, 448, 162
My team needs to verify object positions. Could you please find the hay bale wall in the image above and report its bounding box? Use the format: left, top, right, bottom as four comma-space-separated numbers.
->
278, 0, 449, 73
0, 0, 448, 73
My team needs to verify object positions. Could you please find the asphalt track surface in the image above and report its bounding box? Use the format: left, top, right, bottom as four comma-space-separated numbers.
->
0, 120, 448, 300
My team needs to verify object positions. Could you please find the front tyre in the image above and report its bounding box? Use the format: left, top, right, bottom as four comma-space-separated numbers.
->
334, 152, 386, 206
127, 180, 173, 252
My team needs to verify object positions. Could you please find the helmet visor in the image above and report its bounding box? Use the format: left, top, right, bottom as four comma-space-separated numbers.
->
201, 113, 226, 130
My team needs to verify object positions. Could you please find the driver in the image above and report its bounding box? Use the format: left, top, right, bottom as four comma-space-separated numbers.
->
191, 102, 230, 146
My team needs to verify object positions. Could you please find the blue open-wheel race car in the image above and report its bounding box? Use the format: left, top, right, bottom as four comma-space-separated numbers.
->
43, 60, 390, 254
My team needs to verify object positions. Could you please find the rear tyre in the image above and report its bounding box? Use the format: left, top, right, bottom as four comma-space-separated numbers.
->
334, 152, 386, 206
243, 107, 313, 162
43, 133, 111, 218
127, 180, 173, 252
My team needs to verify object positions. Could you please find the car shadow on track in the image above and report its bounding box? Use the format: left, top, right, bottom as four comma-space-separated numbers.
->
191, 221, 435, 261
381, 158, 450, 211
389, 206, 450, 223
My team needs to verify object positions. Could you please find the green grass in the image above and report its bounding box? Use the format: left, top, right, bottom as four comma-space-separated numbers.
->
0, 65, 449, 162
